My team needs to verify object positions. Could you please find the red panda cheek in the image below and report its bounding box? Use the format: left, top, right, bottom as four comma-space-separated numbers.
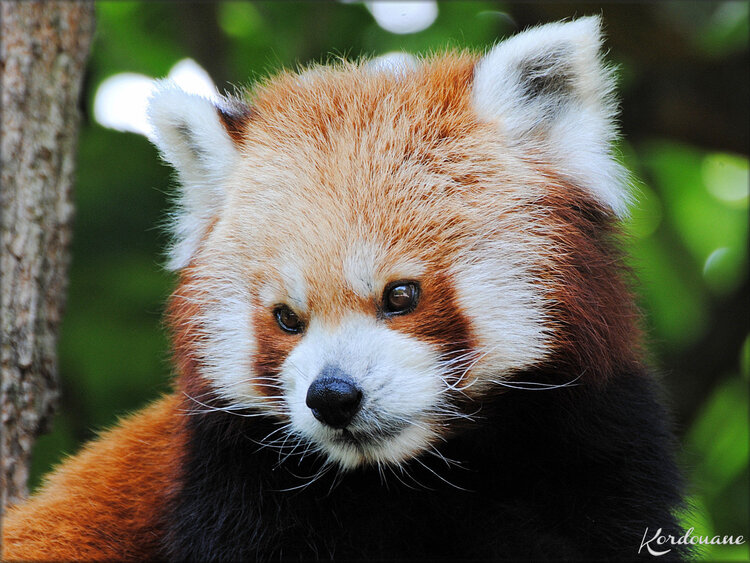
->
386, 272, 476, 385
167, 273, 211, 399
535, 187, 642, 378
251, 300, 300, 397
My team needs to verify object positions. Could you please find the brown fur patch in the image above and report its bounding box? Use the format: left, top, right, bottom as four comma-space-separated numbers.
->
166, 268, 212, 402
534, 171, 643, 380
216, 102, 255, 144
385, 270, 476, 385
251, 298, 302, 397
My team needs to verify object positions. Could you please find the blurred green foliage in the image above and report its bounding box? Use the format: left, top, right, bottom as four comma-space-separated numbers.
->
28, 3, 748, 560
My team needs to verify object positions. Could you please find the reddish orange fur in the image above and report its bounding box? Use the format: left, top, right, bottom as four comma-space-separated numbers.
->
251, 296, 305, 396
166, 268, 212, 400
2, 395, 181, 560
225, 54, 495, 314
535, 175, 642, 378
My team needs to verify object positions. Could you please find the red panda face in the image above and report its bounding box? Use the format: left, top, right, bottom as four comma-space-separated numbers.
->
151, 17, 633, 469
178, 118, 551, 467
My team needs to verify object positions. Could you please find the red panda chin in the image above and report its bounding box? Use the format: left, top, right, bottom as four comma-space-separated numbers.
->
315, 423, 437, 470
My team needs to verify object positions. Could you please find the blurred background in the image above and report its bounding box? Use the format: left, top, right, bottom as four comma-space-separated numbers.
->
29, 2, 748, 559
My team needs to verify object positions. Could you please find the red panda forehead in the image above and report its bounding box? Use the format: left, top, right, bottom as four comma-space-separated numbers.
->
223, 52, 529, 321
246, 53, 480, 155
225, 53, 516, 259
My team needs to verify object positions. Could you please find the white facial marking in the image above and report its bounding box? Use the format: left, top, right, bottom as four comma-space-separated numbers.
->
451, 236, 550, 386
278, 258, 308, 311
343, 241, 380, 298
256, 260, 308, 313
343, 240, 426, 299
186, 269, 260, 407
281, 313, 445, 469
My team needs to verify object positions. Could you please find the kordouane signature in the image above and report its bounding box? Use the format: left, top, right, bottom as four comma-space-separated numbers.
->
639, 527, 746, 556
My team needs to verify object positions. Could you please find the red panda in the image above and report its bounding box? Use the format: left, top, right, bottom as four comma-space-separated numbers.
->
3, 17, 688, 561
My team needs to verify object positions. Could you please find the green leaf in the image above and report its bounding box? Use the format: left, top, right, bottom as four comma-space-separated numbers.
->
686, 376, 749, 499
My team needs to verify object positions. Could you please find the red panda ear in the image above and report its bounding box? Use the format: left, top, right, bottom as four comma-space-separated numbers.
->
472, 16, 631, 217
147, 83, 252, 270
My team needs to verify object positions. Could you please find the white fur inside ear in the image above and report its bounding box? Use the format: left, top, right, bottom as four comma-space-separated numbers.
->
148, 83, 241, 269
472, 16, 631, 216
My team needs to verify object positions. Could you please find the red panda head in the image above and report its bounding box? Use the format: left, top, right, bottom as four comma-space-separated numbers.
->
149, 17, 639, 469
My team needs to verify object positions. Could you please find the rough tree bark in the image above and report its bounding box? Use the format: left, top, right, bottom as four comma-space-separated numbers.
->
0, 0, 94, 533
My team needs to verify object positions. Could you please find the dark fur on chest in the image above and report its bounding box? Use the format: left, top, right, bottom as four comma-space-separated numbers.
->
162, 368, 688, 561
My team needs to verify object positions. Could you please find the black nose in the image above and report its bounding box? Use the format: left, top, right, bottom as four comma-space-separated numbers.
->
306, 367, 362, 429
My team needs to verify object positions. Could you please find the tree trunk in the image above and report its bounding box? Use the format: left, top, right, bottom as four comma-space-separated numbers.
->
0, 0, 94, 531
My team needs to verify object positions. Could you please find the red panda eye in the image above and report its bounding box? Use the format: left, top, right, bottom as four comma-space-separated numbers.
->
274, 305, 304, 334
383, 282, 420, 315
